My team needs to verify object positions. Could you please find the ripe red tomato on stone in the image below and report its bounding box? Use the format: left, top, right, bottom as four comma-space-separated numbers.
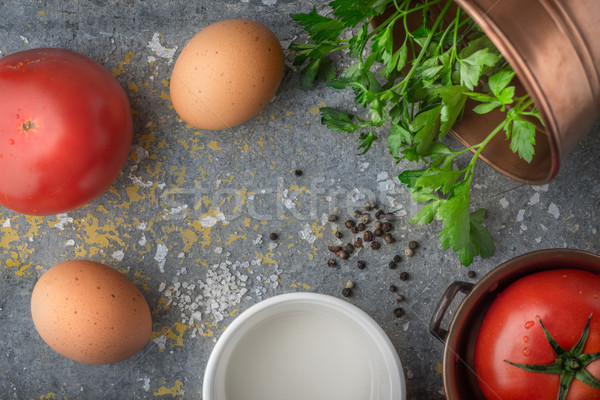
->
474, 268, 600, 400
0, 48, 133, 215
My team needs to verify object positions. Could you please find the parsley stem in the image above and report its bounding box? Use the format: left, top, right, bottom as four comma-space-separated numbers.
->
390, 0, 454, 94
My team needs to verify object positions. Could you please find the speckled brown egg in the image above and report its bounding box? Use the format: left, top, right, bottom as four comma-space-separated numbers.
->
30, 260, 152, 365
170, 19, 284, 130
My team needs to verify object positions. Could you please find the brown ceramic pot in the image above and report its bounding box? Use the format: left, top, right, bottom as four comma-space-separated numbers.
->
451, 0, 600, 184
429, 249, 600, 399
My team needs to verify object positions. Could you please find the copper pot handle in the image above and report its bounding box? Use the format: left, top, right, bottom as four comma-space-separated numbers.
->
429, 281, 474, 343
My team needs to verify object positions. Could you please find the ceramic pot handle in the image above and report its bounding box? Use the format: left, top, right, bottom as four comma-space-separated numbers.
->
429, 281, 474, 343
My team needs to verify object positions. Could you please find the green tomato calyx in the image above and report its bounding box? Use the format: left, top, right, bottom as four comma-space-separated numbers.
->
504, 314, 600, 400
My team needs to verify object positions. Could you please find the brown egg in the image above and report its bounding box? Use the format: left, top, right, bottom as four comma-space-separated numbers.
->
170, 19, 284, 130
30, 260, 152, 365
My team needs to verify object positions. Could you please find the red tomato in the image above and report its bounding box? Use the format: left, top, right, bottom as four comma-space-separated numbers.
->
0, 48, 133, 215
474, 269, 600, 400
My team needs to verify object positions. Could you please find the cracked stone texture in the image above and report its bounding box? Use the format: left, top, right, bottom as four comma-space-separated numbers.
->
0, 1, 599, 399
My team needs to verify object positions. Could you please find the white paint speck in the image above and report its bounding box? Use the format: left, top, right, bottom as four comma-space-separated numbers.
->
54, 213, 73, 230
533, 184, 549, 192
152, 335, 167, 350
147, 32, 177, 63
359, 162, 370, 172
158, 282, 166, 292
2, 219, 10, 228
516, 209, 526, 222
65, 239, 75, 246
20, 36, 29, 45
499, 198, 509, 208
199, 211, 227, 228
214, 247, 223, 254
548, 203, 560, 219
138, 234, 147, 246
261, 0, 278, 5
137, 222, 147, 230
142, 377, 150, 392
112, 250, 125, 261
154, 244, 169, 273
528, 192, 540, 206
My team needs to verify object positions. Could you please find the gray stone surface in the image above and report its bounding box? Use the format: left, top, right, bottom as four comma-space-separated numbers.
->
0, 1, 599, 399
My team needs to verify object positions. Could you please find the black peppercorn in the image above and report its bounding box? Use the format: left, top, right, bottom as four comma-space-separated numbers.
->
384, 233, 396, 244
294, 169, 303, 176
345, 243, 355, 253
374, 228, 383, 237
353, 210, 362, 219
389, 284, 397, 292
269, 232, 278, 240
353, 239, 363, 248
337, 250, 350, 260
375, 210, 384, 220
357, 223, 366, 231
468, 270, 476, 279
370, 241, 381, 250
393, 307, 405, 318
335, 231, 343, 239
328, 245, 342, 253
357, 260, 366, 269
388, 261, 396, 269
381, 222, 392, 232
400, 271, 409, 281
393, 255, 402, 263
327, 258, 337, 268
396, 294, 405, 302
384, 213, 396, 220
361, 213, 371, 224
328, 214, 338, 222
363, 230, 373, 242
342, 287, 352, 297
351, 226, 359, 234
345, 220, 355, 229
409, 240, 419, 249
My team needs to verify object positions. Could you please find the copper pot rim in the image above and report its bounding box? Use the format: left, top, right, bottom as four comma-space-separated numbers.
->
440, 248, 600, 399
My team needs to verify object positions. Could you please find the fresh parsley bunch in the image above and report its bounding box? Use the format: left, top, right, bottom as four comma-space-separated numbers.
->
290, 0, 542, 266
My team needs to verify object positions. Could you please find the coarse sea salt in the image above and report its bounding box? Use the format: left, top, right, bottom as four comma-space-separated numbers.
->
158, 254, 280, 339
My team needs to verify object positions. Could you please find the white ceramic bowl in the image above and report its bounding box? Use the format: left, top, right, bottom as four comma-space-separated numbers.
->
203, 293, 406, 400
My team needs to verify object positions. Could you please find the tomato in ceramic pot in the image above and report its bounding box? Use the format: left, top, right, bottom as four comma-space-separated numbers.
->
474, 269, 600, 400
0, 48, 133, 215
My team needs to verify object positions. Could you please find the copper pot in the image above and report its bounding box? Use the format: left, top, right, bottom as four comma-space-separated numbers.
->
376, 1, 600, 184
450, 0, 600, 184
429, 249, 600, 399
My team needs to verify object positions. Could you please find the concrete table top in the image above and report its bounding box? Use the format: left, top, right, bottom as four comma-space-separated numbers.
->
1, 1, 599, 399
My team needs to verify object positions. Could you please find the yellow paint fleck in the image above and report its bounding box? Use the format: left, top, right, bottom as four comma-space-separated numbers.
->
291, 283, 312, 290
225, 233, 247, 245
243, 217, 251, 227
128, 82, 140, 93
153, 380, 184, 397
229, 309, 239, 317
436, 362, 443, 374
151, 323, 187, 350
308, 106, 320, 116
319, 100, 327, 107
159, 90, 170, 100
257, 136, 265, 148
207, 140, 222, 151
39, 393, 56, 400
0, 225, 20, 249
37, 10, 48, 16
161, 79, 169, 87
